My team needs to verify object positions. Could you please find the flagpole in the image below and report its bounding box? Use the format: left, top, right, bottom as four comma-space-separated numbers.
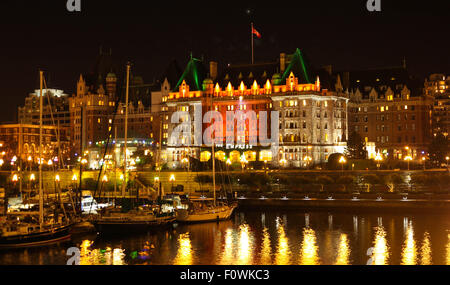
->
251, 22, 254, 64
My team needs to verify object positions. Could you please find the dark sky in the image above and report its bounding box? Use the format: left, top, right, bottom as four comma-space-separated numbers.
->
0, 0, 449, 122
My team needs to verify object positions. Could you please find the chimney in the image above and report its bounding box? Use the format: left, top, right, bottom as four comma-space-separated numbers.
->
280, 53, 286, 73
210, 61, 218, 81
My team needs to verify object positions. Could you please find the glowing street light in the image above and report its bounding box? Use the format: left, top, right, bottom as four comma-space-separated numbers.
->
339, 156, 347, 172
12, 174, 18, 182
304, 155, 312, 169
169, 174, 176, 192
422, 156, 426, 170
55, 174, 60, 182
0, 159, 4, 166
375, 153, 383, 170
72, 174, 78, 182
47, 159, 53, 166
30, 173, 35, 181
446, 156, 449, 168
27, 156, 32, 162
102, 174, 108, 182
404, 155, 413, 170
154, 176, 160, 182
226, 158, 232, 166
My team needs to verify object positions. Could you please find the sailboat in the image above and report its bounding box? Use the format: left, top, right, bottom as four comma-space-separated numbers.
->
175, 79, 237, 223
0, 70, 72, 248
92, 63, 175, 234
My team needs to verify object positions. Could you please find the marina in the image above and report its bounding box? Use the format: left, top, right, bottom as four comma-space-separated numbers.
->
1, 210, 450, 265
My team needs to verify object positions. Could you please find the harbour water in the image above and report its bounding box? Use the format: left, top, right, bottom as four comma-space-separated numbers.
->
1, 210, 450, 265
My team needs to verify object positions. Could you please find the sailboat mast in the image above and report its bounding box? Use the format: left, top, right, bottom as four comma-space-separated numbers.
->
211, 89, 216, 206
39, 70, 44, 227
121, 63, 130, 197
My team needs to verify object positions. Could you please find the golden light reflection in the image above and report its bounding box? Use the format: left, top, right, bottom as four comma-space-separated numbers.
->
237, 224, 252, 265
299, 228, 320, 265
173, 233, 193, 265
275, 219, 291, 265
371, 226, 389, 265
446, 233, 450, 265
401, 223, 417, 265
335, 234, 350, 265
420, 232, 432, 265
260, 227, 272, 265
79, 240, 126, 265
220, 229, 234, 265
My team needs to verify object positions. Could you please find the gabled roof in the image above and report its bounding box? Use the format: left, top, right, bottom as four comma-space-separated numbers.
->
217, 62, 278, 88
173, 56, 208, 91
337, 66, 423, 97
279, 48, 313, 85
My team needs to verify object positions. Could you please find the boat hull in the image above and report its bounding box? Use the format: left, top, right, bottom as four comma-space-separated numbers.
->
93, 216, 176, 234
0, 225, 72, 249
176, 205, 236, 223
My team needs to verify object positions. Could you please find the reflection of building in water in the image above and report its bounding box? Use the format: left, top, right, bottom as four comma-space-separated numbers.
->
299, 228, 320, 265
446, 233, 450, 265
371, 226, 389, 265
219, 229, 234, 265
173, 233, 193, 265
335, 234, 351, 265
79, 239, 126, 265
260, 227, 272, 265
237, 224, 252, 265
401, 222, 417, 265
275, 218, 291, 265
420, 232, 432, 265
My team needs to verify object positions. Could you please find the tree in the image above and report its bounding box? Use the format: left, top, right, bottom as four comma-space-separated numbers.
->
362, 174, 381, 192
428, 131, 449, 164
345, 131, 367, 159
316, 175, 334, 192
384, 174, 404, 193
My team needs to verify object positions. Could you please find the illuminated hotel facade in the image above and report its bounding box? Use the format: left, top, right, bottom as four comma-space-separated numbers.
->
160, 49, 348, 168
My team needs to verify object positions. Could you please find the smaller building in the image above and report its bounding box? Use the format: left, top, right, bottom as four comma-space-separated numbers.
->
0, 123, 70, 165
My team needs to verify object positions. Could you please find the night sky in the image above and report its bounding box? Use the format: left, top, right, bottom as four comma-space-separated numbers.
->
0, 0, 449, 122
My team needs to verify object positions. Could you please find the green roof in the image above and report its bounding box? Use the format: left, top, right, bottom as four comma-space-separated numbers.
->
173, 56, 207, 91
278, 48, 313, 85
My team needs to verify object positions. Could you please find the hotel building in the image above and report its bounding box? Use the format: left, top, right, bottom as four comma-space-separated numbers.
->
160, 49, 348, 168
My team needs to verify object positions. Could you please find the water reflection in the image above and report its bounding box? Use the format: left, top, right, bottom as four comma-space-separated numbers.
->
79, 240, 126, 265
446, 233, 450, 265
401, 222, 417, 265
299, 228, 320, 265
173, 233, 193, 265
3, 211, 450, 265
260, 227, 272, 265
237, 224, 252, 265
275, 218, 291, 265
335, 234, 350, 265
219, 229, 234, 265
370, 226, 389, 265
420, 232, 432, 265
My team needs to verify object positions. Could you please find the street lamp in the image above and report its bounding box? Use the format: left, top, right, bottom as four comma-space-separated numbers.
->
304, 156, 312, 169
375, 153, 383, 170
422, 157, 426, 170
339, 156, 347, 172
404, 155, 413, 171
12, 174, 18, 182
169, 174, 176, 192
446, 156, 449, 168
102, 174, 108, 182
72, 174, 78, 182
55, 174, 60, 182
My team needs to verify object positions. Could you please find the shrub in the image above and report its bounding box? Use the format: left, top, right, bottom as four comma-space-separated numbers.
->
316, 175, 334, 192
